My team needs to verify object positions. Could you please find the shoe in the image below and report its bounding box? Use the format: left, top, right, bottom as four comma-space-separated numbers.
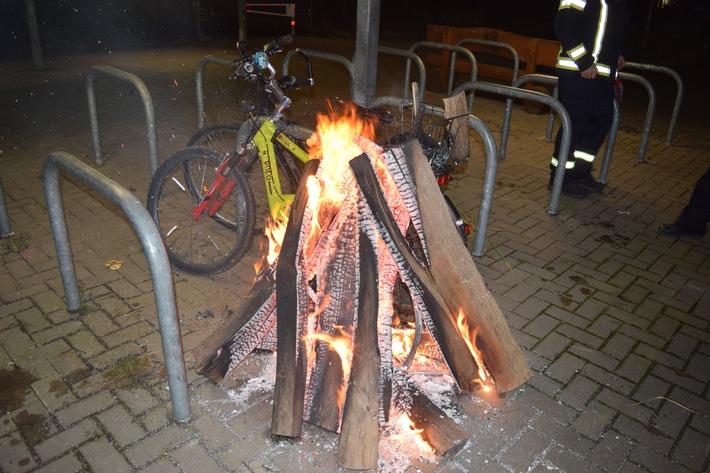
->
659, 223, 705, 238
577, 175, 605, 193
547, 179, 590, 199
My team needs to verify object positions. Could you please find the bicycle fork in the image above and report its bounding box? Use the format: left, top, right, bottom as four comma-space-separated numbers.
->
190, 145, 251, 220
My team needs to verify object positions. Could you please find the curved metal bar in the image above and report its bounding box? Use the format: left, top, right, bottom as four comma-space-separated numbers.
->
625, 62, 683, 145
599, 99, 621, 184
43, 151, 190, 422
453, 80, 571, 215
0, 177, 14, 238
283, 48, 355, 98
619, 72, 656, 163
377, 46, 426, 102
87, 65, 159, 175
455, 38, 520, 84
195, 55, 235, 129
409, 41, 478, 110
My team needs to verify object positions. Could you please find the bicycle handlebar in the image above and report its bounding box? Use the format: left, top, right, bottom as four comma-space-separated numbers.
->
233, 36, 313, 90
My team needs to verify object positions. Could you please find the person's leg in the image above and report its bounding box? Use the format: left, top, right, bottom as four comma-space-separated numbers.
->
574, 79, 615, 192
550, 75, 594, 198
661, 165, 710, 236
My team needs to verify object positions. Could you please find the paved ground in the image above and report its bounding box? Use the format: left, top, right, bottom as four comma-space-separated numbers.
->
1, 36, 709, 473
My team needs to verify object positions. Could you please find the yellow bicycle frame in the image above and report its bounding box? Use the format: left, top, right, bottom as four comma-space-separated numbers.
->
250, 119, 311, 221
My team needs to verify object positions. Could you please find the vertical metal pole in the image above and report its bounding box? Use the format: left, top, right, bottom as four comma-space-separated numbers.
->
0, 178, 15, 238
352, 0, 380, 106
238, 0, 247, 43
24, 0, 44, 70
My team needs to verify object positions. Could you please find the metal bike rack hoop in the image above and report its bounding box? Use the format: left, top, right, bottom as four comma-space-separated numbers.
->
43, 151, 190, 422
625, 62, 683, 145
195, 55, 236, 129
87, 65, 159, 176
453, 80, 572, 216
283, 48, 355, 98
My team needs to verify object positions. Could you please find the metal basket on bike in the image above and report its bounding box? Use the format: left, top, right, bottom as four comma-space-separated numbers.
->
375, 102, 466, 181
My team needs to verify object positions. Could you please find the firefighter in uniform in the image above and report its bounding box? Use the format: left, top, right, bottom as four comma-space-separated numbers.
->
550, 0, 630, 198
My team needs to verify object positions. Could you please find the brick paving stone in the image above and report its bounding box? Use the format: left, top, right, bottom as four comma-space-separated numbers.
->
137, 458, 182, 473
124, 424, 189, 468
97, 404, 147, 447
55, 390, 117, 427
588, 431, 634, 472
673, 427, 710, 471
171, 440, 225, 473
141, 405, 173, 432
0, 431, 37, 473
118, 386, 160, 415
80, 437, 133, 472
557, 374, 600, 411
615, 353, 653, 383
217, 426, 275, 470
531, 414, 594, 453
533, 331, 572, 360
34, 418, 102, 463
596, 388, 655, 425
33, 320, 83, 346
191, 413, 236, 452
31, 374, 78, 411
32, 454, 84, 473
629, 444, 693, 473
543, 444, 606, 473
613, 415, 674, 456
545, 352, 586, 384
497, 428, 552, 472
14, 307, 52, 334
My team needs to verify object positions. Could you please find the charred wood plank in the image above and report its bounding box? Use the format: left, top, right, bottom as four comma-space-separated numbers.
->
271, 159, 320, 438
192, 273, 276, 383
350, 152, 482, 393
392, 368, 468, 456
402, 140, 531, 394
337, 222, 381, 470
304, 194, 359, 433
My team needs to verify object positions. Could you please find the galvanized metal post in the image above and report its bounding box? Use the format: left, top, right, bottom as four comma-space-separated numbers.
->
0, 178, 14, 238
352, 0, 380, 106
24, 0, 43, 70
43, 151, 191, 422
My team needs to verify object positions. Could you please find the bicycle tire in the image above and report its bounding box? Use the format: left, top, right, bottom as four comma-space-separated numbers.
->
146, 147, 256, 275
188, 122, 304, 228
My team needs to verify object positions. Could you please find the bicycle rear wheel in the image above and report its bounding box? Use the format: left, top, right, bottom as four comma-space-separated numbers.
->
188, 122, 304, 228
147, 147, 256, 275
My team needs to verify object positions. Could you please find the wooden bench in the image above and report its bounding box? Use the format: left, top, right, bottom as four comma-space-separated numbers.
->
425, 24, 560, 88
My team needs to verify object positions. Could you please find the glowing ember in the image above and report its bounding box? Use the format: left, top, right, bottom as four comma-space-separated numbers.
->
387, 412, 434, 455
456, 310, 494, 392
304, 325, 353, 407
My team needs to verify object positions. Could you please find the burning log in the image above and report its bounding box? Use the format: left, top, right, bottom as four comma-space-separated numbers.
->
302, 195, 359, 433
392, 368, 468, 456
194, 103, 531, 466
337, 220, 381, 470
350, 151, 485, 393
400, 140, 532, 393
192, 275, 276, 382
272, 159, 320, 437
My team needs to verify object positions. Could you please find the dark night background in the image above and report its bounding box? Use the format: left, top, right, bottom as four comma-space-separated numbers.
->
1, 0, 708, 87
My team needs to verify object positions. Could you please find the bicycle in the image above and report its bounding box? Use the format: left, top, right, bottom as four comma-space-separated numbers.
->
147, 36, 472, 276
146, 35, 314, 275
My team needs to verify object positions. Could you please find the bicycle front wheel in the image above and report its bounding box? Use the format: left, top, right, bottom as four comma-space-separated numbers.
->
189, 121, 304, 227
147, 147, 256, 275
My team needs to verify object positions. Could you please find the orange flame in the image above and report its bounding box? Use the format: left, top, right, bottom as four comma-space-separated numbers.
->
304, 325, 353, 407
388, 412, 434, 454
304, 101, 376, 251
456, 310, 494, 392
